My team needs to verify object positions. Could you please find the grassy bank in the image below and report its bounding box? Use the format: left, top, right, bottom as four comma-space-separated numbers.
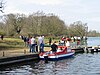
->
0, 38, 26, 50
0, 37, 59, 51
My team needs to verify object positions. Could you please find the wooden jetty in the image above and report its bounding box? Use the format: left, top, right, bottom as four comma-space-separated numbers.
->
0, 53, 39, 66
71, 45, 100, 53
0, 47, 51, 66
0, 49, 39, 66
84, 46, 100, 53
72, 47, 84, 53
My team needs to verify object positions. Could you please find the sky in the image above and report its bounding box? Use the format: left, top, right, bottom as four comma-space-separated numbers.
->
1, 0, 100, 32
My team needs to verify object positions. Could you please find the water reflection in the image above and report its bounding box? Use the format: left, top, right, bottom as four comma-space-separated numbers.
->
34, 57, 74, 75
0, 60, 39, 75
1, 53, 100, 75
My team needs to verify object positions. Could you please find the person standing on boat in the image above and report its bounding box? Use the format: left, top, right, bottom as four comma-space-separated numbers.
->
51, 41, 58, 52
66, 39, 71, 52
66, 40, 70, 47
61, 36, 65, 46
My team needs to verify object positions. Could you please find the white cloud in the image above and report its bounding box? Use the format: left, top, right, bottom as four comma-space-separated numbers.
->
21, 0, 63, 5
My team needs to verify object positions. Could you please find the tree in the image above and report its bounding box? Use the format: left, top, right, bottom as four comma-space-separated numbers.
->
3, 14, 15, 36
1, 12, 91, 37
68, 21, 88, 37
3, 13, 26, 36
14, 14, 26, 34
88, 30, 100, 37
0, 0, 5, 13
24, 12, 66, 36
0, 22, 5, 35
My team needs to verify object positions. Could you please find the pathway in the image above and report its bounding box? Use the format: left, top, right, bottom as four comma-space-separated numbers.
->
0, 47, 51, 58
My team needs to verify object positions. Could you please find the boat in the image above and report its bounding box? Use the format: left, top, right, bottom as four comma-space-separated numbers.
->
39, 46, 75, 61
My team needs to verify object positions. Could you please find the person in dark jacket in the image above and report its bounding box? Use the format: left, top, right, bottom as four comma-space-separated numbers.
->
49, 38, 52, 45
51, 41, 58, 52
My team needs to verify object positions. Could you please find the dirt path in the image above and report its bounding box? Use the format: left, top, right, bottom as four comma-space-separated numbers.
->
0, 47, 51, 58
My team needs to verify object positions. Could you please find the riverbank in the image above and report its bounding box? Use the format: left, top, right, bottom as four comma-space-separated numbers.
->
0, 47, 51, 58
0, 37, 86, 66
0, 38, 25, 50
0, 46, 51, 66
0, 37, 85, 58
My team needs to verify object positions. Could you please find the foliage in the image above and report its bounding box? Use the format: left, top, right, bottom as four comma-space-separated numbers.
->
0, 11, 99, 37
88, 30, 100, 37
68, 21, 88, 37
1, 12, 67, 36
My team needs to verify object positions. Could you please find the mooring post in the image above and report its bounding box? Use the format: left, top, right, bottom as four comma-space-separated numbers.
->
24, 50, 26, 54
82, 48, 84, 53
91, 49, 94, 53
86, 47, 89, 53
96, 48, 98, 52
3, 51, 5, 57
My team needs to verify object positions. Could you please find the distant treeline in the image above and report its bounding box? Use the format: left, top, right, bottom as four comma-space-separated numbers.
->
0, 11, 99, 37
88, 30, 100, 37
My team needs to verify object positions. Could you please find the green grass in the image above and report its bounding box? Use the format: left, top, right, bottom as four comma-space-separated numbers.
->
0, 38, 25, 50
0, 37, 59, 51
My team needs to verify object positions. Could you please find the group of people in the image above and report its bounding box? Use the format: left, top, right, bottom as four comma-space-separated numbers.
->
20, 35, 45, 53
59, 36, 71, 47
50, 37, 71, 53
20, 35, 84, 53
28, 36, 37, 53
50, 40, 70, 53
29, 36, 45, 53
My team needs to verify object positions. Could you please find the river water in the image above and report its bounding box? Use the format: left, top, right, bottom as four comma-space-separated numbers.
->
0, 37, 100, 75
87, 37, 100, 46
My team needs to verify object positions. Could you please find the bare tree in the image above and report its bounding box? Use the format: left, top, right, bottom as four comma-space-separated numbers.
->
0, 0, 5, 13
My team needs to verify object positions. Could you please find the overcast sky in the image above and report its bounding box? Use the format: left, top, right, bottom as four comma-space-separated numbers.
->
2, 0, 100, 32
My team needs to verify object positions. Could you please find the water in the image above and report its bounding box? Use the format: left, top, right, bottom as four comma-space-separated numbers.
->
87, 37, 100, 46
1, 37, 100, 75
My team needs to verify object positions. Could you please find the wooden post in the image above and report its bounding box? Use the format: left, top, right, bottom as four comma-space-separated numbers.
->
24, 50, 26, 54
86, 48, 89, 53
91, 49, 94, 53
3, 51, 5, 57
96, 48, 98, 52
